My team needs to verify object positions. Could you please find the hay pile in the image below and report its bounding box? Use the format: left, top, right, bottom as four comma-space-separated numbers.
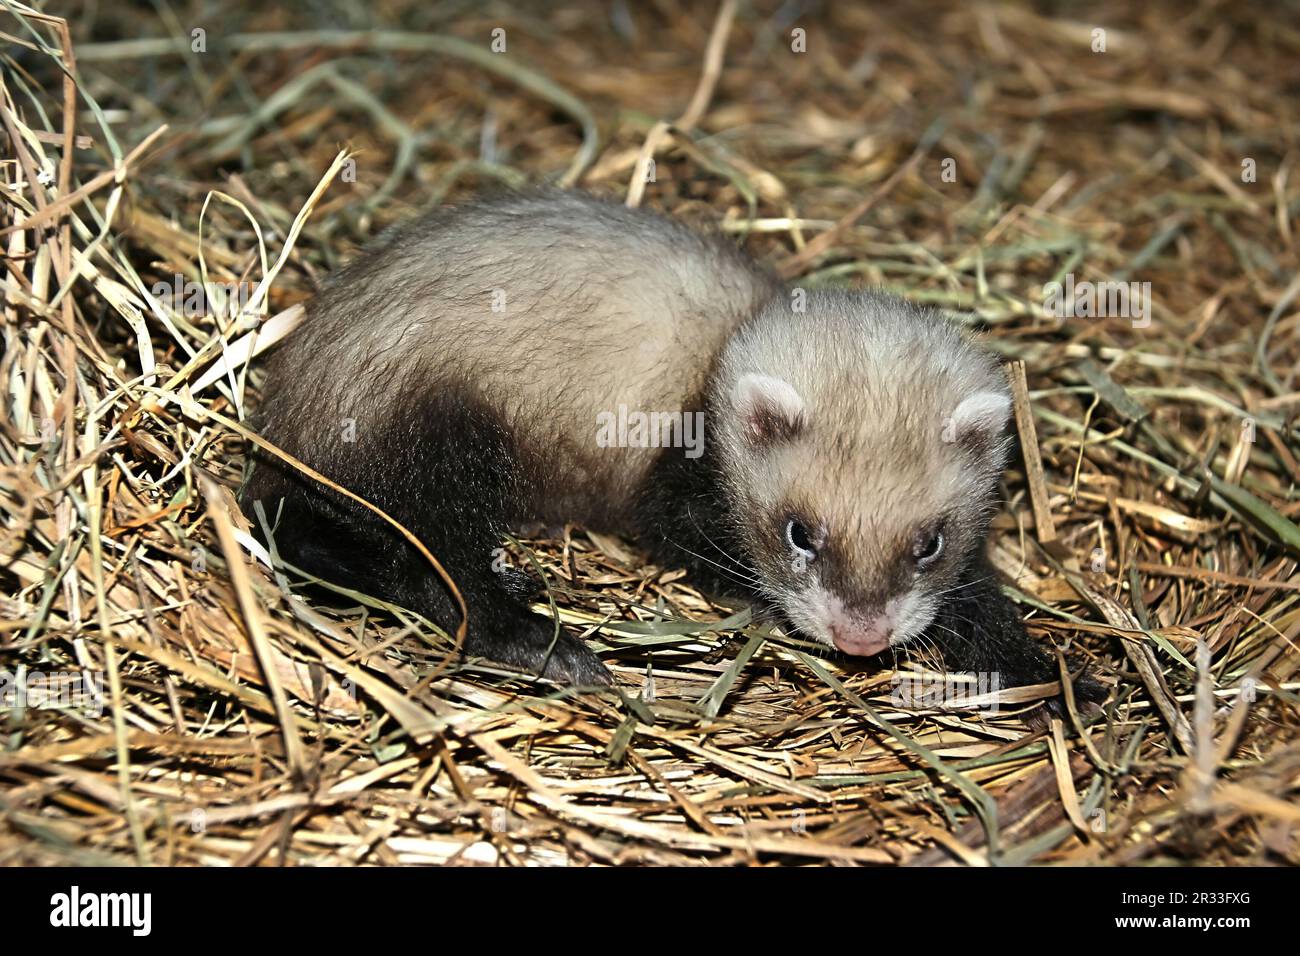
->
2, 0, 1298, 866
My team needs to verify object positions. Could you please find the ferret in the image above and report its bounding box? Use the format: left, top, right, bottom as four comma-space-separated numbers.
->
242, 189, 1097, 708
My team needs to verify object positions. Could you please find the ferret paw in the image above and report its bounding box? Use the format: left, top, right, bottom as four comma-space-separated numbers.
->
497, 567, 543, 601
536, 631, 614, 688
1030, 666, 1108, 728
464, 615, 613, 688
1054, 666, 1108, 711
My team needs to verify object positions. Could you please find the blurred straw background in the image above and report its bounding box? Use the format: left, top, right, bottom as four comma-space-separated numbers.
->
1, 0, 1298, 865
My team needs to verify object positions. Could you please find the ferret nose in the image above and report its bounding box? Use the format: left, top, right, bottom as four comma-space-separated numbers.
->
829, 616, 891, 657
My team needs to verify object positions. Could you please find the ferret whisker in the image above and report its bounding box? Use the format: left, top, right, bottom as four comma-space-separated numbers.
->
914, 631, 946, 672
660, 534, 763, 589
940, 608, 993, 641
931, 575, 995, 599
927, 620, 975, 655
686, 501, 759, 576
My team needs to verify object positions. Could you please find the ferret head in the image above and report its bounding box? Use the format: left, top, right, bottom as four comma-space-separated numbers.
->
712, 291, 1013, 658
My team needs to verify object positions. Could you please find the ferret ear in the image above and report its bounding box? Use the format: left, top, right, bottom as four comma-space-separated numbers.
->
948, 391, 1011, 447
733, 373, 807, 446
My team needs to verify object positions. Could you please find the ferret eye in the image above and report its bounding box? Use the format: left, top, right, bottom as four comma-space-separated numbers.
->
913, 527, 945, 568
786, 518, 817, 559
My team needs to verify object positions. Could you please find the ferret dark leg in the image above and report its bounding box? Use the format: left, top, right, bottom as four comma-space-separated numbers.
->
635, 440, 757, 597
927, 550, 1104, 714
243, 394, 610, 687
